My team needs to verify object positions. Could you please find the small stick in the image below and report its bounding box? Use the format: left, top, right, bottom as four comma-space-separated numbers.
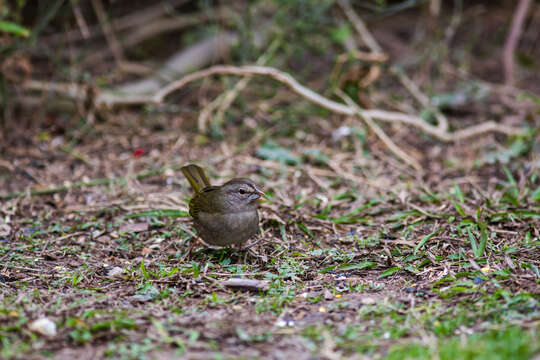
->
391, 67, 448, 132
336, 89, 422, 172
40, 231, 85, 256
337, 0, 382, 53
221, 278, 270, 292
503, 0, 533, 85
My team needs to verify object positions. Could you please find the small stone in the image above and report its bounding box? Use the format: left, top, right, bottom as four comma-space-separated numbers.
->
361, 297, 376, 305
323, 289, 333, 300
107, 267, 124, 278
75, 236, 86, 245
141, 247, 153, 256
332, 126, 351, 141
275, 317, 295, 328
96, 235, 111, 244
119, 222, 148, 233
92, 230, 104, 239
29, 318, 57, 337
0, 223, 11, 236
130, 294, 153, 303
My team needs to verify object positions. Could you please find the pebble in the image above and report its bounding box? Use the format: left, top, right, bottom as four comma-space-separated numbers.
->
29, 318, 57, 337
107, 266, 124, 278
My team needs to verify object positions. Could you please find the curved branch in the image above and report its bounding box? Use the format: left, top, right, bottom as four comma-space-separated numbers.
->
22, 66, 527, 144
148, 65, 526, 141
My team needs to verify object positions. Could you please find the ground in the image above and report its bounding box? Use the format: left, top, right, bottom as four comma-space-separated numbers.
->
0, 1, 539, 359
1, 108, 538, 359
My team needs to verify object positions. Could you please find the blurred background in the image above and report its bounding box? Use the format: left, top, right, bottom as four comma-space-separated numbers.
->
1, 1, 539, 359
1, 1, 539, 192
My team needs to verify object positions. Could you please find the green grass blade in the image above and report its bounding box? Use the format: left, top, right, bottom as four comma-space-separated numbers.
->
467, 227, 478, 256
414, 229, 439, 255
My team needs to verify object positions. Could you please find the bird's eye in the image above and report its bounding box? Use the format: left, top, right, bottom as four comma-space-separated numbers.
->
238, 188, 247, 194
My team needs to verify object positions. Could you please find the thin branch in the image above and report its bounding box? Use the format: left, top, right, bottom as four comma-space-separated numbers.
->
503, 0, 533, 85
391, 67, 448, 132
22, 66, 527, 142
149, 65, 525, 141
43, 0, 189, 44
82, 10, 222, 67
91, 0, 125, 66
198, 39, 281, 131
337, 0, 383, 53
71, 1, 90, 39
336, 89, 422, 172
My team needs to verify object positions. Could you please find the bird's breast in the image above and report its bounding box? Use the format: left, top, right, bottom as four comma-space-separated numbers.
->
194, 210, 259, 246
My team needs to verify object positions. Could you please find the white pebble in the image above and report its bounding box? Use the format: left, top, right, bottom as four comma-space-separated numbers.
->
108, 266, 124, 278
29, 318, 57, 337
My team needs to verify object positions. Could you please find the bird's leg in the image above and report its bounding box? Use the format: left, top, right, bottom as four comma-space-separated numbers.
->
181, 237, 200, 260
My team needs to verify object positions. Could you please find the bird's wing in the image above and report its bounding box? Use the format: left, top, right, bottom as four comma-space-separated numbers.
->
189, 186, 220, 218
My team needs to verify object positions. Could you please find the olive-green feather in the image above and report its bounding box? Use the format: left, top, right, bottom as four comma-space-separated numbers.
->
181, 164, 211, 193
189, 187, 221, 218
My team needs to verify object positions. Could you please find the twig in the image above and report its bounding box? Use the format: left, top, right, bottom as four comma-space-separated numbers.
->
502, 0, 533, 85
71, 1, 90, 39
91, 0, 125, 67
40, 231, 85, 256
221, 278, 270, 291
391, 67, 448, 132
83, 10, 222, 67
430, 0, 441, 17
59, 145, 91, 165
107, 32, 239, 99
335, 0, 386, 92
90, 0, 151, 75
337, 0, 382, 53
122, 11, 221, 49
198, 38, 281, 131
336, 89, 422, 172
42, 0, 189, 43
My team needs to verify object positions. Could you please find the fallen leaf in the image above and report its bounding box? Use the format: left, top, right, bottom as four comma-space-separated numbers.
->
119, 222, 148, 233
141, 247, 153, 256
221, 278, 270, 291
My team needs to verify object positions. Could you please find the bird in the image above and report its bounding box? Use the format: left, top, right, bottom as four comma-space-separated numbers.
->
181, 164, 265, 249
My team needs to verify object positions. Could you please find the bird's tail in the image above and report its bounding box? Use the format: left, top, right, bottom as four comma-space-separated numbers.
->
181, 164, 211, 193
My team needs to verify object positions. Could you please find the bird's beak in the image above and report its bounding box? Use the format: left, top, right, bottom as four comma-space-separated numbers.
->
254, 187, 266, 202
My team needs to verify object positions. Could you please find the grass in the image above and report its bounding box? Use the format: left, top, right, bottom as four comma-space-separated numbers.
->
1, 174, 537, 358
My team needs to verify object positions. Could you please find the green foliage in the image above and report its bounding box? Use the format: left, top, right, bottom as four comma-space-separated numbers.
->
0, 21, 29, 37
385, 327, 537, 360
256, 141, 301, 165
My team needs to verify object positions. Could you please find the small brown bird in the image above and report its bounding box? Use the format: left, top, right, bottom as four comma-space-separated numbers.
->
181, 164, 265, 248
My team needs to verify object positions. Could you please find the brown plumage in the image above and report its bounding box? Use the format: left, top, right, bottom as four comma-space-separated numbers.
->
181, 164, 264, 247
